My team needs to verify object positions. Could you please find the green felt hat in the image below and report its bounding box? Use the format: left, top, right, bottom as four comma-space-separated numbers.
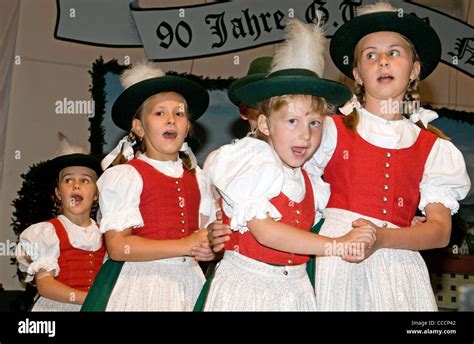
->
112, 74, 210, 131
42, 153, 102, 182
228, 56, 273, 106
330, 11, 441, 80
234, 68, 353, 108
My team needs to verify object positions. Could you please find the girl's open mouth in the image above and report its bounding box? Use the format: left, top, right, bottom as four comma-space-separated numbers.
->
291, 147, 306, 156
377, 75, 394, 83
69, 195, 83, 207
163, 131, 177, 139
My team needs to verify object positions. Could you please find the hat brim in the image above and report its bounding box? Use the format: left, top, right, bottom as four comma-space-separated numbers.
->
42, 154, 102, 182
228, 73, 267, 106
234, 72, 353, 108
330, 12, 441, 80
112, 75, 210, 131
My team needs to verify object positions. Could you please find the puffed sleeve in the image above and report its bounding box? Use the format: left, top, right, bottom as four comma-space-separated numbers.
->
97, 164, 144, 233
208, 137, 284, 233
305, 169, 331, 225
195, 165, 213, 221
15, 222, 60, 283
201, 150, 220, 226
305, 115, 338, 177
419, 138, 471, 214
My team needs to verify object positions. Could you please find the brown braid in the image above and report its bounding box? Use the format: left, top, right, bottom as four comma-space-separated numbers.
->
402, 79, 449, 140
179, 150, 196, 175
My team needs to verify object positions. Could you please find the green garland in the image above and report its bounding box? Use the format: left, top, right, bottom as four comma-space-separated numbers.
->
88, 57, 128, 156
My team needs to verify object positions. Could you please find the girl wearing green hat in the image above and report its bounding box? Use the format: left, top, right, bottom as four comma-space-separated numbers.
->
200, 19, 375, 311
309, 1, 470, 310
81, 62, 215, 311
16, 136, 105, 311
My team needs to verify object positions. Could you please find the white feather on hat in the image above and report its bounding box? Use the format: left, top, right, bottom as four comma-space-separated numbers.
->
120, 61, 165, 90
270, 16, 326, 77
357, 1, 397, 16
54, 132, 88, 157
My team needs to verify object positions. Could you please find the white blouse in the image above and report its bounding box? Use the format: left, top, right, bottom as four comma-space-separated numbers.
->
306, 107, 471, 214
97, 154, 210, 233
207, 137, 330, 233
16, 215, 102, 283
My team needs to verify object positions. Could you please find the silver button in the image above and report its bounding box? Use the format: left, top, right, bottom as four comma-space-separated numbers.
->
294, 220, 300, 224
382, 196, 388, 202
385, 162, 390, 168
181, 229, 185, 233
382, 209, 388, 215
295, 210, 300, 215
177, 188, 181, 192
382, 222, 388, 228
288, 259, 293, 265
175, 180, 179, 185
384, 185, 389, 190
386, 152, 391, 158
89, 270, 93, 274
181, 220, 185, 224
180, 212, 185, 216
385, 173, 390, 179
283, 271, 288, 276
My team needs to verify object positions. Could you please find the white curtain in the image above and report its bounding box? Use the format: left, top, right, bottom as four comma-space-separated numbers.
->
0, 0, 21, 194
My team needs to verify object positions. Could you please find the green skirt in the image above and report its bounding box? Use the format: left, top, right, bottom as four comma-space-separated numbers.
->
81, 259, 124, 312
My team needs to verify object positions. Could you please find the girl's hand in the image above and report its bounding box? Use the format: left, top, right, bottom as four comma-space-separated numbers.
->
207, 210, 232, 253
341, 218, 379, 263
411, 216, 426, 226
184, 229, 209, 255
191, 241, 216, 261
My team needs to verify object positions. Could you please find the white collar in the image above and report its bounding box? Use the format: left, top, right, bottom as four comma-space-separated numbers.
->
138, 154, 184, 178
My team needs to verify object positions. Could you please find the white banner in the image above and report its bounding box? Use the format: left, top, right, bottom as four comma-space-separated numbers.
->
55, 0, 474, 77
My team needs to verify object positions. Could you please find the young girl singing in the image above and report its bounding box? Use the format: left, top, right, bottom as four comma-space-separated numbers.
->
81, 62, 214, 311
201, 20, 375, 311
16, 137, 105, 311
310, 1, 471, 311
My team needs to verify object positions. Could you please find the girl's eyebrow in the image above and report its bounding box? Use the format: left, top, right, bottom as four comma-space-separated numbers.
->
362, 44, 404, 53
361, 46, 376, 53
62, 173, 93, 179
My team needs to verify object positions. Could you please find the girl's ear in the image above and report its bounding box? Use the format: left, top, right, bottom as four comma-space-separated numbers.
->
353, 67, 363, 86
185, 119, 191, 137
132, 118, 144, 139
54, 187, 61, 201
410, 61, 421, 81
257, 114, 270, 136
